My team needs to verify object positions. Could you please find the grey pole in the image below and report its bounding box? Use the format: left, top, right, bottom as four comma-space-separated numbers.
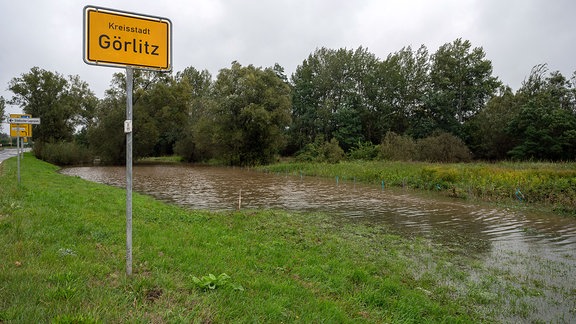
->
17, 130, 20, 184
126, 67, 133, 276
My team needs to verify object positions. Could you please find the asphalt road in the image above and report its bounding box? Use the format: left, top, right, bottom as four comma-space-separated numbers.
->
0, 148, 22, 164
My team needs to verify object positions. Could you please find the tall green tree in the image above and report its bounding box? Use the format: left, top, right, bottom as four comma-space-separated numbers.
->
87, 93, 125, 164
210, 62, 291, 165
506, 65, 576, 160
0, 96, 5, 123
69, 75, 100, 146
8, 67, 97, 143
291, 47, 380, 151
428, 39, 501, 137
177, 67, 213, 102
174, 67, 215, 162
465, 86, 519, 159
135, 73, 191, 156
87, 70, 166, 163
379, 45, 431, 138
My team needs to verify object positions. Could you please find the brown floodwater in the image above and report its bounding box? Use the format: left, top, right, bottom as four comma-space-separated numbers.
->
60, 164, 576, 322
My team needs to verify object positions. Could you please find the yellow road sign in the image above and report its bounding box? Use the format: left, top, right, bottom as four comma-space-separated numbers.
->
83, 6, 172, 71
9, 114, 32, 138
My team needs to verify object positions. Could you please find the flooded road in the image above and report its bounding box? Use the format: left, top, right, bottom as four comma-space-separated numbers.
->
61, 164, 576, 322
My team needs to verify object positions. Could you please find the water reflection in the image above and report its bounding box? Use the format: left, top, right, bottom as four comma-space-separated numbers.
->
60, 165, 576, 254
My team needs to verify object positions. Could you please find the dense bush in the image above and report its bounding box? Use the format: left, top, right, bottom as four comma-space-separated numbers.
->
33, 141, 93, 166
378, 132, 418, 161
417, 132, 472, 162
173, 136, 197, 163
296, 136, 345, 163
378, 131, 472, 163
348, 141, 379, 160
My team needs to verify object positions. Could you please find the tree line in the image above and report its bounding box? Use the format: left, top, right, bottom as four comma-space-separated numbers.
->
5, 38, 576, 165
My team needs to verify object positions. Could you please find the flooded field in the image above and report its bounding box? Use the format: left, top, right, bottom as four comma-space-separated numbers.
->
61, 164, 576, 322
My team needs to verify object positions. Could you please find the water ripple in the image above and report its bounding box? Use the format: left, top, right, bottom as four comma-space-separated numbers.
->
60, 165, 576, 254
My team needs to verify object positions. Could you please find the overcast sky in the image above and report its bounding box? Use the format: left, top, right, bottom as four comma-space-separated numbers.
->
1, 0, 575, 133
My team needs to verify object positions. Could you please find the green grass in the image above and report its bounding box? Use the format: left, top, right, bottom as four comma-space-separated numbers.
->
137, 155, 183, 164
258, 160, 576, 215
2, 155, 568, 322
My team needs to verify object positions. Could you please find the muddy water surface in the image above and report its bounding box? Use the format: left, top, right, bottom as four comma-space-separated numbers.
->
61, 164, 576, 322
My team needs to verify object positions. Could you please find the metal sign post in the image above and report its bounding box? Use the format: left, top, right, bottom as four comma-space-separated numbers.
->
17, 131, 20, 184
8, 115, 40, 184
83, 5, 172, 277
125, 67, 134, 276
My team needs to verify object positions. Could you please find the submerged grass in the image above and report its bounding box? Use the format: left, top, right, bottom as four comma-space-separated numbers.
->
258, 161, 576, 215
1, 155, 573, 322
137, 155, 183, 164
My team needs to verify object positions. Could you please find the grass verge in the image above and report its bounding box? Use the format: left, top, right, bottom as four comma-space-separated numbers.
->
0, 155, 541, 322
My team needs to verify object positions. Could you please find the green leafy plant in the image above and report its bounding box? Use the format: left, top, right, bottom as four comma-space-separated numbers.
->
379, 131, 417, 161
191, 273, 244, 291
348, 141, 379, 161
295, 136, 345, 164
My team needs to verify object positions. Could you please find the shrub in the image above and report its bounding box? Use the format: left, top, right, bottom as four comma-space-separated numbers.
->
33, 141, 93, 166
296, 136, 345, 163
173, 136, 196, 162
417, 132, 472, 163
378, 132, 417, 161
348, 141, 379, 160
323, 138, 346, 163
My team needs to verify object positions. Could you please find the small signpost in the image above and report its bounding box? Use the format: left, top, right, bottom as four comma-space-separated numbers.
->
8, 117, 41, 125
83, 5, 172, 276
7, 114, 40, 184
9, 114, 34, 139
10, 126, 28, 139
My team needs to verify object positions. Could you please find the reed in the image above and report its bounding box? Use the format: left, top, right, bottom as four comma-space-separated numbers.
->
259, 161, 576, 214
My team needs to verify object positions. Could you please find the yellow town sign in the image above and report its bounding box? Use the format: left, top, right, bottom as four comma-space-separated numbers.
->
83, 6, 172, 71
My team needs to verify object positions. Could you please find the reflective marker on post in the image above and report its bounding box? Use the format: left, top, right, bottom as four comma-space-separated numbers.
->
124, 120, 133, 133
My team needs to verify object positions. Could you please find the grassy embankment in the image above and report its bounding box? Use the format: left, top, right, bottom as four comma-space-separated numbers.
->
258, 160, 576, 215
0, 155, 507, 322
